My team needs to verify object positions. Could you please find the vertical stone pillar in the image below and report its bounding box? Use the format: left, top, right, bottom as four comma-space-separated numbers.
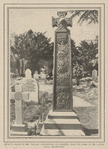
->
52, 11, 73, 111
11, 85, 28, 136
14, 85, 23, 124
40, 11, 85, 136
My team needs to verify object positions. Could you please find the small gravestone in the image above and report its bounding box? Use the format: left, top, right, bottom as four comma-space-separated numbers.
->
20, 70, 39, 102
92, 69, 97, 82
34, 71, 39, 80
25, 69, 32, 78
40, 72, 46, 79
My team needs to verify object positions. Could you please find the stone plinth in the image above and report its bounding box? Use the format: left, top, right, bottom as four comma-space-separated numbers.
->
11, 123, 27, 132
10, 123, 28, 136
40, 110, 85, 136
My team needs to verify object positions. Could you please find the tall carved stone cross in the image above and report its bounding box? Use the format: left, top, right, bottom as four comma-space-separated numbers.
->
40, 11, 85, 136
52, 11, 73, 111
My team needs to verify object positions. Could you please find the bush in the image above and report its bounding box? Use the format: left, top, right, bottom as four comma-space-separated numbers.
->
39, 91, 49, 104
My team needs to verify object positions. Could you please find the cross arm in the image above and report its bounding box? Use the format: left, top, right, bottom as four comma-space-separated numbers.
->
10, 92, 29, 101
65, 17, 72, 27
52, 17, 59, 27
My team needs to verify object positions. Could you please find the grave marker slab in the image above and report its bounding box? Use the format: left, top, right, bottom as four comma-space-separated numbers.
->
25, 69, 32, 78
92, 69, 97, 82
34, 71, 39, 80
20, 78, 39, 102
40, 72, 46, 79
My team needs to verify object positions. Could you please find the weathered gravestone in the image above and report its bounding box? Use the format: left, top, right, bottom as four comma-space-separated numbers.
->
39, 71, 47, 85
92, 69, 97, 82
10, 85, 28, 136
40, 71, 46, 79
33, 71, 39, 80
40, 11, 85, 136
25, 69, 32, 78
20, 69, 39, 102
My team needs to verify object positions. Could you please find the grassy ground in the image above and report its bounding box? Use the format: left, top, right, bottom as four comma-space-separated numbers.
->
73, 81, 98, 106
73, 80, 98, 135
10, 91, 52, 126
10, 77, 98, 135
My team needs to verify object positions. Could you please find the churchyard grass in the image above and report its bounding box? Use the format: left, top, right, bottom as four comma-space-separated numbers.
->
73, 80, 98, 133
73, 81, 98, 106
10, 90, 52, 126
10, 77, 98, 134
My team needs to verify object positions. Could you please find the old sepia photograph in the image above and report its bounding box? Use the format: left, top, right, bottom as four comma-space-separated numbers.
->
2, 3, 105, 146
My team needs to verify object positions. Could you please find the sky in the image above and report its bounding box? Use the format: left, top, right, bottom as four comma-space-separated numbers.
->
9, 9, 98, 46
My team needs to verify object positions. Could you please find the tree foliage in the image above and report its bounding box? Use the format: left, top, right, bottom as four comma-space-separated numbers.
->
76, 39, 98, 75
69, 10, 98, 24
11, 30, 53, 74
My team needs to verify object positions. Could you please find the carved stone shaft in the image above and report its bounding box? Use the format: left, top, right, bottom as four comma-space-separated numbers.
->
52, 11, 73, 111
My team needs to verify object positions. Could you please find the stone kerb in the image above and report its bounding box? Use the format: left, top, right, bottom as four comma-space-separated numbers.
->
20, 78, 39, 103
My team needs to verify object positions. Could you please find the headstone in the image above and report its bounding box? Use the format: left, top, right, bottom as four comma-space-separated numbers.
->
40, 11, 85, 136
40, 72, 46, 79
20, 77, 39, 102
92, 69, 97, 81
33, 71, 39, 80
11, 85, 28, 136
25, 69, 32, 78
14, 85, 23, 124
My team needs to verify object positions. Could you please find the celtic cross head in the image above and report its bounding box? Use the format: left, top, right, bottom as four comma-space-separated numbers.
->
52, 11, 72, 29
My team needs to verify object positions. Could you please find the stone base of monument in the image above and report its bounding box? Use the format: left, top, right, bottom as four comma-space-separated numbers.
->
40, 110, 85, 136
10, 123, 28, 136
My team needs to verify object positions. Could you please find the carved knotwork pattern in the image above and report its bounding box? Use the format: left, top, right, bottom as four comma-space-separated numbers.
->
52, 17, 58, 27
55, 43, 71, 109
57, 33, 68, 45
52, 11, 72, 29
14, 92, 23, 101
57, 23, 65, 30
57, 11, 67, 18
65, 17, 72, 27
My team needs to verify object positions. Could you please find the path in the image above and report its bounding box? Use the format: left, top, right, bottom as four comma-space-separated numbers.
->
39, 85, 93, 107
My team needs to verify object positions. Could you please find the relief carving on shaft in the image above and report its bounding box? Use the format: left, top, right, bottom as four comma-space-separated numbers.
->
52, 11, 72, 110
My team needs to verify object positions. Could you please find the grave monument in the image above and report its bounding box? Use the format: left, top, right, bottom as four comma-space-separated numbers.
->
20, 69, 39, 102
92, 69, 97, 82
40, 11, 85, 136
10, 85, 29, 136
34, 70, 39, 80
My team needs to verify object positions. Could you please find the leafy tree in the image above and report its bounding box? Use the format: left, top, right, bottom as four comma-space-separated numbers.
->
71, 39, 82, 66
11, 30, 53, 75
10, 33, 19, 74
71, 35, 98, 79
78, 39, 98, 75
69, 10, 98, 24
73, 62, 83, 85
